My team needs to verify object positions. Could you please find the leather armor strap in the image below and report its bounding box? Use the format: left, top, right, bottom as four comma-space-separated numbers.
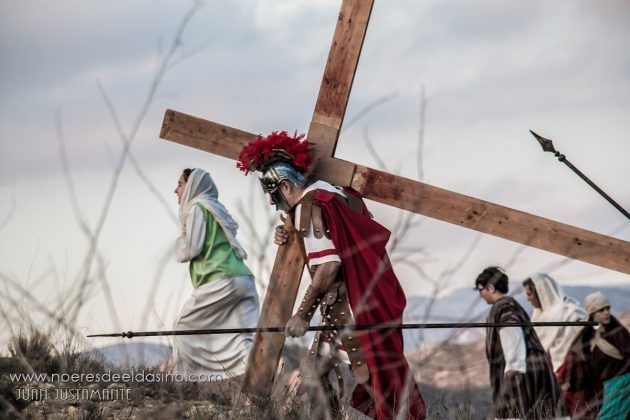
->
312, 204, 326, 239
298, 199, 313, 237
297, 284, 325, 322
296, 190, 329, 239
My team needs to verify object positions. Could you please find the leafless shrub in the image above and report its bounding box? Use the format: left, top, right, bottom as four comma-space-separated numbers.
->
8, 328, 59, 375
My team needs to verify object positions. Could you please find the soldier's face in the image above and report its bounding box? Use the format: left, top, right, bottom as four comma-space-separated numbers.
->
268, 181, 300, 212
266, 182, 287, 212
268, 190, 288, 212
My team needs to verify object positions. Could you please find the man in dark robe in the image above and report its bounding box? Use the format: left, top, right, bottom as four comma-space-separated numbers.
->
475, 267, 566, 419
237, 131, 425, 419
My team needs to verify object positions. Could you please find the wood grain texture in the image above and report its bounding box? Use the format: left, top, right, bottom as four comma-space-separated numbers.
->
241, 218, 305, 398
310, 0, 374, 156
160, 109, 257, 160
313, 156, 356, 187
351, 165, 630, 275
307, 121, 340, 164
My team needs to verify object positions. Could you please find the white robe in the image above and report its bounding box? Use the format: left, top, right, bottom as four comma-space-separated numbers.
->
173, 275, 259, 379
529, 273, 586, 372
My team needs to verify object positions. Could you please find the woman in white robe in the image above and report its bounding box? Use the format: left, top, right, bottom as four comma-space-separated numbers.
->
172, 168, 260, 380
523, 273, 585, 373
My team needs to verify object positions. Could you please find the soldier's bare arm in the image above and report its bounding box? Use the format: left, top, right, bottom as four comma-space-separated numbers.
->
285, 261, 341, 337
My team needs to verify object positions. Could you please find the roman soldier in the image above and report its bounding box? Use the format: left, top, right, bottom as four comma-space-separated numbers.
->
237, 131, 425, 419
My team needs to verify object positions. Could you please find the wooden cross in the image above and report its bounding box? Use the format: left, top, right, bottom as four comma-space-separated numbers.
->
159, 0, 630, 398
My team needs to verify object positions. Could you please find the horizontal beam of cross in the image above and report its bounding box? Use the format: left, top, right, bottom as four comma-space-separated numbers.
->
160, 109, 630, 275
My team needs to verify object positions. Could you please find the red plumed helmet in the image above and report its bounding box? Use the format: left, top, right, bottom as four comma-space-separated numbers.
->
237, 131, 313, 174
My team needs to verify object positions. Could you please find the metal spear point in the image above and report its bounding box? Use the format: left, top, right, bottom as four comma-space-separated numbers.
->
87, 321, 597, 339
529, 130, 630, 220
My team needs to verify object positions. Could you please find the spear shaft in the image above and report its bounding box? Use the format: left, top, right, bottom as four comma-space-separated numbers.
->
530, 130, 630, 220
88, 321, 597, 339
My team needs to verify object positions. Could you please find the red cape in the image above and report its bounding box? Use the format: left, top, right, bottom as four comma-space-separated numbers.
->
314, 188, 425, 420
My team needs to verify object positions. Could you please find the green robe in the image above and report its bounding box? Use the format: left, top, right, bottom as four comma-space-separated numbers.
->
189, 204, 252, 288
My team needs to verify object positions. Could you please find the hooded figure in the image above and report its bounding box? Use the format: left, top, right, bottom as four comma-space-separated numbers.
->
527, 273, 586, 371
172, 168, 260, 379
562, 292, 630, 419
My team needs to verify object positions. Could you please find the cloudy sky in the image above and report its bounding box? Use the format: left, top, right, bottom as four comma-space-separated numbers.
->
1, 1, 629, 346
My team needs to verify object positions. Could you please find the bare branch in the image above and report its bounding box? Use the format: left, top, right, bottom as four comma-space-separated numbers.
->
504, 243, 528, 270
417, 85, 427, 182
342, 92, 398, 132
0, 194, 15, 233
0, 270, 81, 336
167, 36, 215, 72
362, 126, 388, 171
64, 1, 202, 324
55, 110, 121, 329
140, 245, 176, 331
96, 80, 178, 226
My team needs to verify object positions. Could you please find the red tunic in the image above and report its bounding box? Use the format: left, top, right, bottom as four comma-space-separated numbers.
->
313, 188, 425, 420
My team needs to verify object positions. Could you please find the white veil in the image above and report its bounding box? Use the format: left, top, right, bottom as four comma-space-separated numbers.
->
178, 168, 247, 260
530, 273, 585, 369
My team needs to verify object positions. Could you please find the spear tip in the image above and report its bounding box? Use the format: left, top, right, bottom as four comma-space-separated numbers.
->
529, 130, 557, 154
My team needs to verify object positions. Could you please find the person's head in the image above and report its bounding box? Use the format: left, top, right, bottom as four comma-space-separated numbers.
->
474, 266, 509, 305
522, 278, 542, 309
584, 292, 611, 325
174, 168, 192, 205
237, 131, 313, 212
260, 162, 309, 212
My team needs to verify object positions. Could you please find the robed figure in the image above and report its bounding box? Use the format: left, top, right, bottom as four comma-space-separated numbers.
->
563, 292, 630, 419
172, 168, 260, 379
475, 267, 566, 419
523, 273, 586, 374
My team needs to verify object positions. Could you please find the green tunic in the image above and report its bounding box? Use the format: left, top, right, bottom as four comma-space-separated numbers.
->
189, 204, 252, 288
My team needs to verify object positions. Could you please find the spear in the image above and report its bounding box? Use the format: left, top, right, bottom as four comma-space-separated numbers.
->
529, 130, 630, 220
88, 321, 597, 338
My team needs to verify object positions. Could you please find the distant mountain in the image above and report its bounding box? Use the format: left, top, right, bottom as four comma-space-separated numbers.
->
559, 285, 630, 310
87, 342, 171, 368
402, 284, 630, 350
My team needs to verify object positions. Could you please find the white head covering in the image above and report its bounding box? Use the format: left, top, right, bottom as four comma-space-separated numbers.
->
584, 291, 610, 315
179, 169, 247, 260
529, 273, 586, 370
582, 292, 623, 360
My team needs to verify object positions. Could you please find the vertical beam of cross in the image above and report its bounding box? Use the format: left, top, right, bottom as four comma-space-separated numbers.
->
240, 0, 374, 399
308, 0, 374, 159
